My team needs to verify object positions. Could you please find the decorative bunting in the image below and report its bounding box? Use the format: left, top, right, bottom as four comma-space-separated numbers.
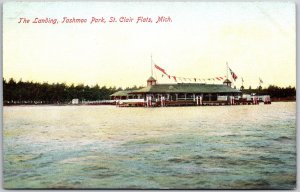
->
154, 64, 168, 75
154, 63, 229, 83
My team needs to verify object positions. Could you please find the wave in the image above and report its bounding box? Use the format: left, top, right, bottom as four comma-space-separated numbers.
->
273, 136, 292, 141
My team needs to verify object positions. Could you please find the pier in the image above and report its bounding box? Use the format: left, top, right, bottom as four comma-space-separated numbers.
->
115, 95, 271, 107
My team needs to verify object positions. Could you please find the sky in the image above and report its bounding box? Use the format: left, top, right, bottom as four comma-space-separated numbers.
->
3, 2, 295, 89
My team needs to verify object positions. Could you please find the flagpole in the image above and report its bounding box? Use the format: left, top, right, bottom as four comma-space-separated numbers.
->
226, 62, 228, 79
151, 54, 153, 77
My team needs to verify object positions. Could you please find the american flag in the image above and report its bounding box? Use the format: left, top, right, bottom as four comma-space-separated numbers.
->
229, 68, 238, 81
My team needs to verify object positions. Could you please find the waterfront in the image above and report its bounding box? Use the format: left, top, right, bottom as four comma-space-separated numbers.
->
3, 102, 296, 189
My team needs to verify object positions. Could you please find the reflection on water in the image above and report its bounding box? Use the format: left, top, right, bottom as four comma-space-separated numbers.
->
3, 102, 296, 189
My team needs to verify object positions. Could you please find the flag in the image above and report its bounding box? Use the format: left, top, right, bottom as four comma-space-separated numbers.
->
168, 75, 170, 79
154, 64, 168, 75
172, 76, 177, 81
259, 78, 263, 83
229, 68, 238, 81
219, 77, 224, 80
216, 77, 221, 81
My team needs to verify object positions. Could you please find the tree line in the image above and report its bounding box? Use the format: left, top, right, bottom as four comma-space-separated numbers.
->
3, 78, 142, 105
242, 85, 296, 100
3, 78, 296, 105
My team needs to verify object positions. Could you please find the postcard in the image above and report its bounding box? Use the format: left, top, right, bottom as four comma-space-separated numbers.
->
3, 1, 296, 189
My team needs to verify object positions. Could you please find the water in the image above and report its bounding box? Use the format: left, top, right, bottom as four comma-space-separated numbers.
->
3, 102, 296, 189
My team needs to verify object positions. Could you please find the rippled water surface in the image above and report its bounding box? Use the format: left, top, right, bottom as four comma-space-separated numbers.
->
3, 102, 296, 189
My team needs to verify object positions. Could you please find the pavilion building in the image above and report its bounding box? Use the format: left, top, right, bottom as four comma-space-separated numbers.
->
110, 76, 247, 106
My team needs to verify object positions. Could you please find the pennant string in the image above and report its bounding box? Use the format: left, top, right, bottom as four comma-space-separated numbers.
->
153, 63, 236, 83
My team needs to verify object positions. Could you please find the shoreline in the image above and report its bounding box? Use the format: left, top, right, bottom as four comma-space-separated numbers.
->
3, 99, 296, 107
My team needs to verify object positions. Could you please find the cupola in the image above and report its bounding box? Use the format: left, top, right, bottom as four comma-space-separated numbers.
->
147, 76, 156, 86
223, 79, 232, 87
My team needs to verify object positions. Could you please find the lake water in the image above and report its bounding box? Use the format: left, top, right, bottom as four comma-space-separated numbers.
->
3, 102, 296, 189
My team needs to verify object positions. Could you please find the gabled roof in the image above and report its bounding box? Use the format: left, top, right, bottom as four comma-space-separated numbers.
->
110, 90, 133, 97
130, 83, 241, 94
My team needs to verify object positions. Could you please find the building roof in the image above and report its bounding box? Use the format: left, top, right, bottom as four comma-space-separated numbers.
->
147, 76, 156, 81
110, 90, 133, 97
223, 79, 232, 83
130, 83, 241, 94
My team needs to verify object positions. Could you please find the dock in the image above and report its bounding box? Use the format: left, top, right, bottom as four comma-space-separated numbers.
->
116, 96, 271, 107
